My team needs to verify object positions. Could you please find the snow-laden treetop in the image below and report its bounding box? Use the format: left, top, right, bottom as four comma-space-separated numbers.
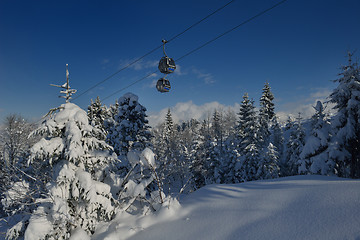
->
30, 102, 112, 168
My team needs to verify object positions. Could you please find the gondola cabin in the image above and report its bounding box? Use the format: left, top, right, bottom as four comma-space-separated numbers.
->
158, 56, 176, 74
156, 78, 171, 93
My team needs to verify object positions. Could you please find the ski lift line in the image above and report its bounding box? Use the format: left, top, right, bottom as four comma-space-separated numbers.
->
102, 70, 158, 101
72, 0, 235, 101
166, 0, 235, 44
176, 0, 288, 63
72, 46, 161, 100
100, 0, 288, 101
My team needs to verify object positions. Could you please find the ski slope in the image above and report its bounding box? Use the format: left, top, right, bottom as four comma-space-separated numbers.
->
95, 175, 360, 240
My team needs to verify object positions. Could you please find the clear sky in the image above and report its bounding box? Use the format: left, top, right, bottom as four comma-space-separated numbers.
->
1, 0, 360, 126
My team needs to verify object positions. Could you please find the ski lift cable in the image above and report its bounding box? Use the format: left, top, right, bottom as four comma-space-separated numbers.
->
102, 71, 158, 101
101, 0, 288, 101
72, 0, 235, 101
176, 0, 288, 62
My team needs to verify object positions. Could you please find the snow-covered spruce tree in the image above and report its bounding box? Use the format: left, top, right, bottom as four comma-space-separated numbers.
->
103, 99, 119, 146
106, 93, 152, 159
237, 94, 258, 152
300, 101, 332, 175
328, 53, 360, 178
256, 82, 280, 179
177, 119, 200, 193
285, 113, 305, 175
191, 119, 211, 189
219, 108, 239, 184
7, 67, 119, 239
280, 116, 295, 176
258, 81, 275, 147
154, 109, 186, 195
198, 110, 225, 184
87, 96, 109, 141
223, 107, 237, 140
209, 109, 238, 184
270, 116, 284, 162
155, 109, 175, 194
19, 102, 117, 240
212, 109, 223, 149
256, 143, 280, 179
237, 93, 260, 181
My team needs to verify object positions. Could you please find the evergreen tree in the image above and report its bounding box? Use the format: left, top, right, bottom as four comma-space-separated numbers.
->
300, 101, 332, 175
258, 81, 275, 147
328, 53, 360, 178
223, 108, 237, 140
270, 116, 284, 161
212, 109, 223, 149
257, 143, 280, 179
241, 143, 260, 181
106, 93, 152, 158
21, 102, 117, 239
237, 93, 258, 153
221, 108, 239, 184
178, 119, 200, 192
103, 100, 119, 145
285, 113, 305, 175
237, 93, 259, 181
191, 119, 212, 188
87, 96, 108, 140
281, 116, 295, 176
208, 110, 224, 183
155, 109, 184, 195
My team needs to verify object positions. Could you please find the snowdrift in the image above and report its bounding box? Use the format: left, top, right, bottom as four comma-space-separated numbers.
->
124, 175, 360, 240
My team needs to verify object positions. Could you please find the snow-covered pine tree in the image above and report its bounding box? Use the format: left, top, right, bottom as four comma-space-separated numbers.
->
237, 93, 260, 181
258, 81, 275, 147
191, 119, 212, 189
6, 67, 119, 240
241, 143, 260, 181
220, 107, 237, 140
177, 119, 200, 193
257, 143, 280, 179
212, 110, 223, 149
220, 108, 239, 184
280, 116, 295, 176
103, 99, 119, 146
106, 93, 152, 158
270, 116, 284, 162
285, 113, 306, 175
203, 110, 224, 184
328, 53, 360, 178
237, 93, 258, 153
300, 101, 332, 175
21, 102, 117, 240
257, 82, 280, 179
87, 96, 108, 140
154, 109, 183, 195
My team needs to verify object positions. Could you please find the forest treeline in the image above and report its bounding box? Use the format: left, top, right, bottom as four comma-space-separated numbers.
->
0, 53, 359, 239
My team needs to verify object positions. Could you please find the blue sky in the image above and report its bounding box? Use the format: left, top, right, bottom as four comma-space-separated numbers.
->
1, 0, 360, 125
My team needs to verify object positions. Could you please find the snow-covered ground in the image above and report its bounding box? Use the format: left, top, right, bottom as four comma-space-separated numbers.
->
2, 175, 359, 240
95, 175, 360, 240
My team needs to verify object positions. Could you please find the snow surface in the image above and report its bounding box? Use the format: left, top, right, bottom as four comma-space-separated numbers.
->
94, 175, 360, 240
2, 175, 359, 239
